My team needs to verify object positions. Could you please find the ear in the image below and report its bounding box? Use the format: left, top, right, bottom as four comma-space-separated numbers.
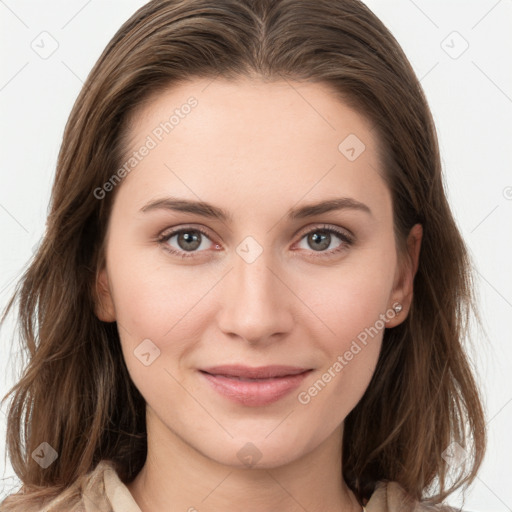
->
386, 223, 423, 328
94, 266, 116, 322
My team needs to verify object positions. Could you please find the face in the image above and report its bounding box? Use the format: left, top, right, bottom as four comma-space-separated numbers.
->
95, 78, 420, 469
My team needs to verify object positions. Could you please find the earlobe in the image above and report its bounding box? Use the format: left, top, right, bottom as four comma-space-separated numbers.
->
386, 223, 423, 328
94, 267, 116, 322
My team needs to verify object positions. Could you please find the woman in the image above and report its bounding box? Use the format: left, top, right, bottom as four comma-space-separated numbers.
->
0, 0, 486, 511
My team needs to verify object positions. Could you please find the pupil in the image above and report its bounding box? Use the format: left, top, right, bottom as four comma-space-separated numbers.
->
179, 231, 201, 251
309, 231, 330, 251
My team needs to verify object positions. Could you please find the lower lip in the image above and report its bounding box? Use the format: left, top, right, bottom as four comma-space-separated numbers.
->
200, 370, 312, 407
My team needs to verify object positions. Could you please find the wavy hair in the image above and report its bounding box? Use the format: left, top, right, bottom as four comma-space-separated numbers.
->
1, 0, 486, 509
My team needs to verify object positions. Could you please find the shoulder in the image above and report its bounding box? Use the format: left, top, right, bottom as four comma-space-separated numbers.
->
0, 460, 140, 512
366, 481, 466, 512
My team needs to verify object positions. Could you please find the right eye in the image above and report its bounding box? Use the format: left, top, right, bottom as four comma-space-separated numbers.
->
158, 226, 221, 258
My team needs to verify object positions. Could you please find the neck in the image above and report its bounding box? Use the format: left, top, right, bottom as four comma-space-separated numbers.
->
127, 406, 361, 512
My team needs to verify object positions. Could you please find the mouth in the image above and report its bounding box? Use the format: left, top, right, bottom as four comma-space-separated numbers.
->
198, 365, 313, 406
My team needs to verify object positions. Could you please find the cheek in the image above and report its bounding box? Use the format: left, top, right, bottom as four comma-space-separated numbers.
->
107, 255, 210, 407
294, 241, 396, 410
105, 246, 221, 393
303, 240, 397, 345
107, 238, 214, 336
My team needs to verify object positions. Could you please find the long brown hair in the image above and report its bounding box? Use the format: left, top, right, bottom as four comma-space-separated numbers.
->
1, 0, 486, 509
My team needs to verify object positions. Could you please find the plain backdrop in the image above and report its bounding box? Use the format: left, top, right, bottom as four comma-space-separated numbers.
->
1, 1, 511, 510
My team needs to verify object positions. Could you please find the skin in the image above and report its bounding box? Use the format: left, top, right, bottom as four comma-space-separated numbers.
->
95, 77, 422, 512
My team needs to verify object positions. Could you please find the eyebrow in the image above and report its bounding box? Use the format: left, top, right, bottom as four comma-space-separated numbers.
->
140, 196, 372, 221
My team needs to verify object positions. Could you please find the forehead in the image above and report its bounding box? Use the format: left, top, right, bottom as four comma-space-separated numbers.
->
127, 77, 376, 150
117, 78, 390, 218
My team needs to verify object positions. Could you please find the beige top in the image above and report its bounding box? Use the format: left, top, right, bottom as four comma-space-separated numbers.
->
2, 460, 458, 512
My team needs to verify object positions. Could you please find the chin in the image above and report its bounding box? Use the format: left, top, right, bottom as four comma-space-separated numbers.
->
198, 432, 312, 470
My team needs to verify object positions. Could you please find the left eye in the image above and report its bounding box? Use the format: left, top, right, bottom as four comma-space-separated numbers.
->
295, 227, 353, 255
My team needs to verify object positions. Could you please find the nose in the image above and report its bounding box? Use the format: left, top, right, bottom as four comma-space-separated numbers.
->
216, 245, 294, 345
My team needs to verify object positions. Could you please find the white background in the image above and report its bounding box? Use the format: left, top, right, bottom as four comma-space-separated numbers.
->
1, 1, 511, 510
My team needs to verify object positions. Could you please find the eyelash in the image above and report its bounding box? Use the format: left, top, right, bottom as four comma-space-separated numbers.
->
157, 224, 354, 260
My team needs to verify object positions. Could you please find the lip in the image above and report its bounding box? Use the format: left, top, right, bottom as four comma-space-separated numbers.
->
199, 365, 312, 407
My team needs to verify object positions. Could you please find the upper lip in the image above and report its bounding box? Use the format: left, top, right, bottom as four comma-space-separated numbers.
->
200, 365, 311, 379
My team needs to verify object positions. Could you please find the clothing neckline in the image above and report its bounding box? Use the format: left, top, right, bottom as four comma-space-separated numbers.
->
98, 460, 392, 512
